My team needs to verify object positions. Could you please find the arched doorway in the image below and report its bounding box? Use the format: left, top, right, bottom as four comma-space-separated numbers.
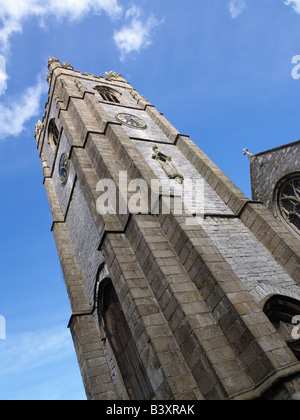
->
98, 279, 154, 400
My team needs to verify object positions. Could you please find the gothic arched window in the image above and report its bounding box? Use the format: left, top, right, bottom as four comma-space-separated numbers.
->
263, 295, 300, 361
98, 279, 154, 400
275, 174, 300, 235
48, 118, 59, 154
94, 85, 123, 104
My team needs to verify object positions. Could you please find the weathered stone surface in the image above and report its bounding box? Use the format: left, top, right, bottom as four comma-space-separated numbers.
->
35, 60, 300, 401
250, 141, 300, 210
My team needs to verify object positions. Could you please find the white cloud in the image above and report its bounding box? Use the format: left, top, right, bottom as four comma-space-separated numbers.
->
0, 0, 123, 52
0, 0, 124, 141
229, 0, 246, 19
46, 0, 122, 21
113, 7, 163, 61
0, 74, 48, 139
0, 55, 8, 95
0, 1, 163, 141
125, 5, 142, 20
284, 0, 300, 14
0, 326, 74, 375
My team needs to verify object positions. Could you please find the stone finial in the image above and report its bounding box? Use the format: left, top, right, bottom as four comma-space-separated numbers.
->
243, 148, 255, 162
63, 62, 74, 71
105, 71, 126, 82
48, 56, 62, 72
34, 120, 44, 143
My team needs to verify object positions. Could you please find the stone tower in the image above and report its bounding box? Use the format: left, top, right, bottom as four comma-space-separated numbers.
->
35, 57, 300, 400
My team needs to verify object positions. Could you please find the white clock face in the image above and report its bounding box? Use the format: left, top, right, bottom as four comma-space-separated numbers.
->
115, 113, 147, 129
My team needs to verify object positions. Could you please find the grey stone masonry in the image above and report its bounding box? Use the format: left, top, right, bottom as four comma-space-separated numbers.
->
250, 140, 300, 210
249, 140, 300, 240
201, 217, 300, 303
34, 57, 300, 400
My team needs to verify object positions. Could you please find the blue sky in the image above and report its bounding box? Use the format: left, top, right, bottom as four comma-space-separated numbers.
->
1, 0, 300, 400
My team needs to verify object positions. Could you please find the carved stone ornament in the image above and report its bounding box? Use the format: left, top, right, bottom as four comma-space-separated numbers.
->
41, 153, 50, 177
152, 146, 184, 184
105, 71, 126, 82
74, 79, 85, 93
243, 147, 255, 162
63, 62, 74, 71
34, 120, 44, 142
47, 72, 52, 84
48, 56, 62, 71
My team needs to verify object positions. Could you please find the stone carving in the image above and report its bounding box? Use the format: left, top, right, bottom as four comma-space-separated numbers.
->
105, 71, 126, 82
152, 146, 184, 183
47, 72, 52, 84
48, 56, 62, 71
63, 62, 74, 70
243, 147, 254, 161
74, 79, 85, 93
41, 153, 50, 177
34, 120, 44, 142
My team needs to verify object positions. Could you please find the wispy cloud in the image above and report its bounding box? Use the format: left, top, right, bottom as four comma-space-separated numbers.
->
0, 325, 82, 399
228, 0, 246, 19
0, 326, 74, 375
0, 0, 123, 52
113, 6, 163, 61
0, 73, 47, 140
0, 55, 8, 95
284, 0, 300, 13
0, 1, 163, 141
0, 0, 123, 141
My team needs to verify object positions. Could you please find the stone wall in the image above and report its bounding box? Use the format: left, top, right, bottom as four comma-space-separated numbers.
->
250, 140, 300, 210
34, 58, 300, 400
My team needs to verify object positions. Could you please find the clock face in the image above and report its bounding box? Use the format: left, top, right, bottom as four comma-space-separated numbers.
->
59, 152, 70, 184
115, 113, 147, 129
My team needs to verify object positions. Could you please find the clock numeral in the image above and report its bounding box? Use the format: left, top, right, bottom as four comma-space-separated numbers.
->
115, 113, 147, 130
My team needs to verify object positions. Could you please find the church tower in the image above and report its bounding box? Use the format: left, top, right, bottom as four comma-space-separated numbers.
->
35, 57, 300, 400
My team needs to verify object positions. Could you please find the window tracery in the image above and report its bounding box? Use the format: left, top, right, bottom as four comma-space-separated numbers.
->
94, 85, 123, 104
276, 175, 300, 234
